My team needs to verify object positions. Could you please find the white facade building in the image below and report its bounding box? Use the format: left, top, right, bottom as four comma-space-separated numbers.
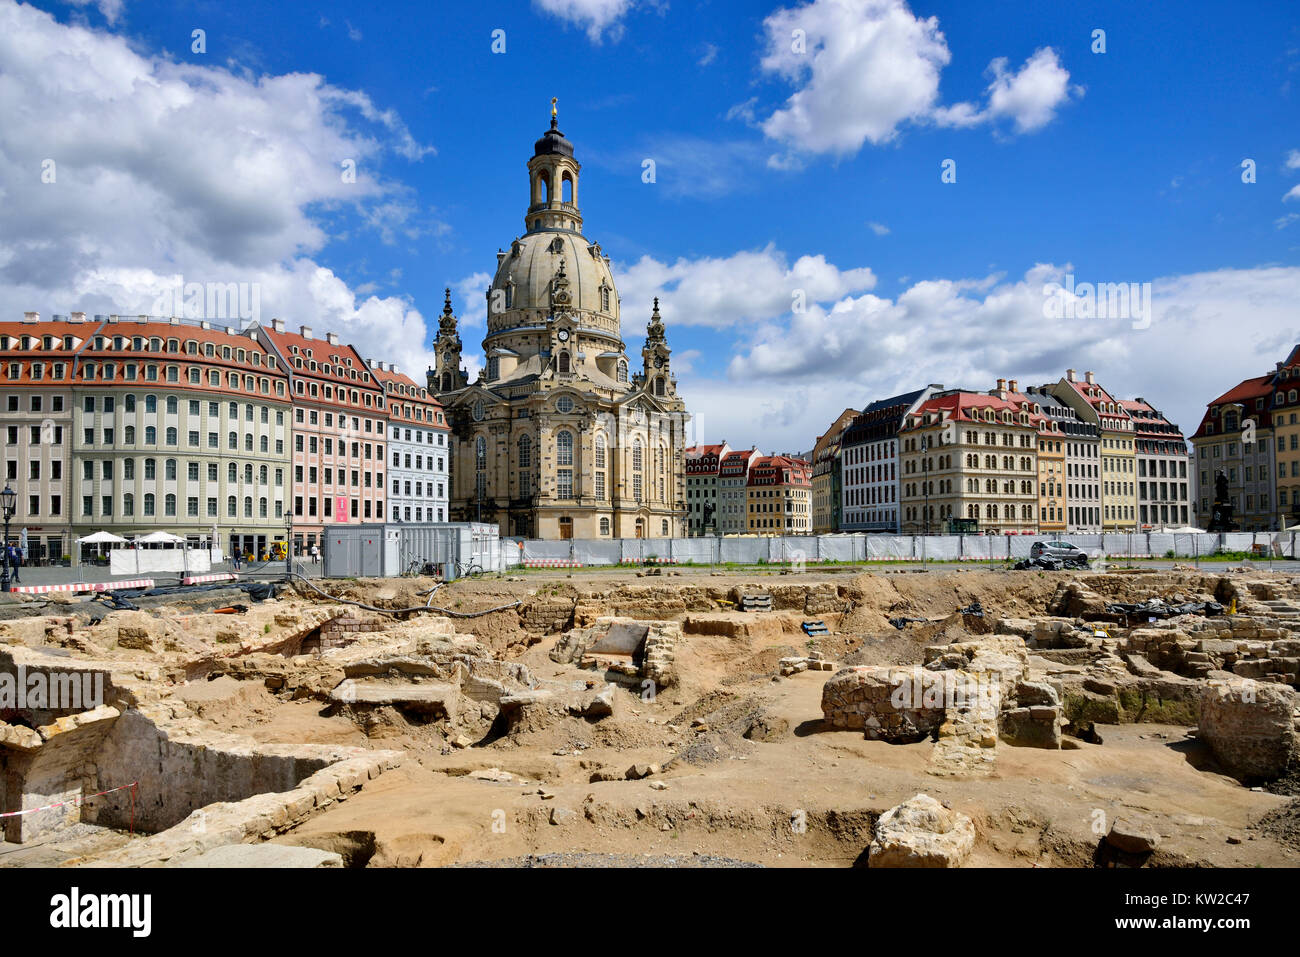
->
373, 362, 450, 524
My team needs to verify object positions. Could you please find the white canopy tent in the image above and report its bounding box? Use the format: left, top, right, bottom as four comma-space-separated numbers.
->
77, 531, 128, 545
134, 531, 186, 546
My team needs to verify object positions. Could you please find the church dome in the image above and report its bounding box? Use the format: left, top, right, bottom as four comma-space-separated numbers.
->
490, 231, 620, 330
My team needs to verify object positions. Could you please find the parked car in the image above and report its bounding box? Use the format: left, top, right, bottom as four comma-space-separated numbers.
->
1030, 540, 1090, 567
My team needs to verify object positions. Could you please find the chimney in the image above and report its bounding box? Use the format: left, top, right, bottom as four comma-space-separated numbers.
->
138, 314, 148, 322
300, 325, 313, 340
70, 311, 86, 323
367, 358, 375, 368
272, 318, 285, 333
392, 364, 400, 375
1008, 379, 1018, 393
22, 311, 39, 323
325, 331, 340, 346
1084, 370, 1095, 384
1066, 368, 1076, 382
200, 320, 211, 330
996, 378, 1007, 392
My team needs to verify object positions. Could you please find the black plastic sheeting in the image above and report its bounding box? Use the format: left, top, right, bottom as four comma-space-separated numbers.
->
87, 580, 281, 613
1104, 598, 1224, 619
889, 599, 985, 630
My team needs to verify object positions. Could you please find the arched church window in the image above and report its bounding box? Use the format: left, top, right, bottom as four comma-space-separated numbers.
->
475, 435, 486, 470
594, 434, 606, 469
518, 435, 531, 468
472, 400, 484, 422
601, 287, 610, 312
655, 377, 665, 396
441, 372, 451, 392
558, 352, 570, 375
557, 430, 573, 467
617, 360, 628, 383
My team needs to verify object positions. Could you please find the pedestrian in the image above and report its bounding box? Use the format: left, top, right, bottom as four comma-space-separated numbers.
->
8, 544, 20, 583
310, 543, 320, 564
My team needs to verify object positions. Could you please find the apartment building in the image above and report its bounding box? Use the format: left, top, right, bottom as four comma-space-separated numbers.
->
1191, 374, 1275, 531
69, 316, 293, 558
0, 313, 83, 561
717, 447, 760, 534
1123, 397, 1191, 529
745, 455, 811, 534
685, 442, 729, 535
1271, 347, 1300, 529
1052, 370, 1136, 532
372, 361, 450, 525
261, 321, 387, 552
1024, 385, 1100, 533
811, 409, 858, 533
840, 387, 938, 533
898, 391, 1039, 534
988, 379, 1066, 536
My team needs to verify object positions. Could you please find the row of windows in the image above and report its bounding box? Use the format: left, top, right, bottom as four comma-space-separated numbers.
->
82, 395, 284, 420
78, 458, 285, 486
80, 427, 283, 454
82, 493, 282, 519
391, 479, 445, 499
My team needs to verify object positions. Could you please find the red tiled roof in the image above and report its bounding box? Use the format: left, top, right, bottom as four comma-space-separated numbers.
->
261, 325, 383, 391
902, 391, 1037, 429
1192, 374, 1275, 439
0, 317, 99, 385
372, 364, 446, 427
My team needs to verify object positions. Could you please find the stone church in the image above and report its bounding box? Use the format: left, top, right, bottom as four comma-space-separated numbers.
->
429, 103, 691, 540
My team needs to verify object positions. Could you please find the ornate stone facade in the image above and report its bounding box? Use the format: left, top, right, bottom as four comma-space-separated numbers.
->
429, 105, 690, 539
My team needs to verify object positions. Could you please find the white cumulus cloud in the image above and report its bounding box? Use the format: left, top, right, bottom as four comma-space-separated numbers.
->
0, 2, 440, 375
758, 0, 1079, 158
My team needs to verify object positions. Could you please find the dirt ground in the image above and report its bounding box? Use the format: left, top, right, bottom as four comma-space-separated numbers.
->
234, 568, 1300, 867
6, 565, 1298, 868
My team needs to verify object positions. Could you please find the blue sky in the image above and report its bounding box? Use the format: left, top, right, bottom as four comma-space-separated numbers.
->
2, 0, 1298, 451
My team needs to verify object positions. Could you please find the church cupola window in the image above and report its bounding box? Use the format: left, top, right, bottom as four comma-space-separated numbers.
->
487, 356, 499, 380
617, 359, 628, 383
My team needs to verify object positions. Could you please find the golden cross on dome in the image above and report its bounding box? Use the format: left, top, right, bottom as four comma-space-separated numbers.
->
551, 97, 558, 118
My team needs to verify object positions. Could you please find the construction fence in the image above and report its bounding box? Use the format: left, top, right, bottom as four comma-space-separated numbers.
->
508, 531, 1300, 567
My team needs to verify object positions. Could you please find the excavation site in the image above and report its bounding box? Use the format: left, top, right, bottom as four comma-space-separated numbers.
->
2, 566, 1298, 869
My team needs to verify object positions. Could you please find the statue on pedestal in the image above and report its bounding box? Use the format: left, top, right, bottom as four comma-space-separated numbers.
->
1207, 469, 1238, 532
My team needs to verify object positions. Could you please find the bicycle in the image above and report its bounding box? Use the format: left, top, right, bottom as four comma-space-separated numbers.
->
453, 560, 484, 579
401, 558, 434, 577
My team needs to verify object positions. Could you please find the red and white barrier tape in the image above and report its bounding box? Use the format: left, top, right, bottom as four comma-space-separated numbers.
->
0, 781, 138, 826
181, 573, 239, 585
11, 579, 154, 595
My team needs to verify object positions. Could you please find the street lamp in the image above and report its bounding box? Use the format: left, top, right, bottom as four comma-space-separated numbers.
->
0, 485, 16, 593
920, 436, 930, 537
285, 509, 294, 581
